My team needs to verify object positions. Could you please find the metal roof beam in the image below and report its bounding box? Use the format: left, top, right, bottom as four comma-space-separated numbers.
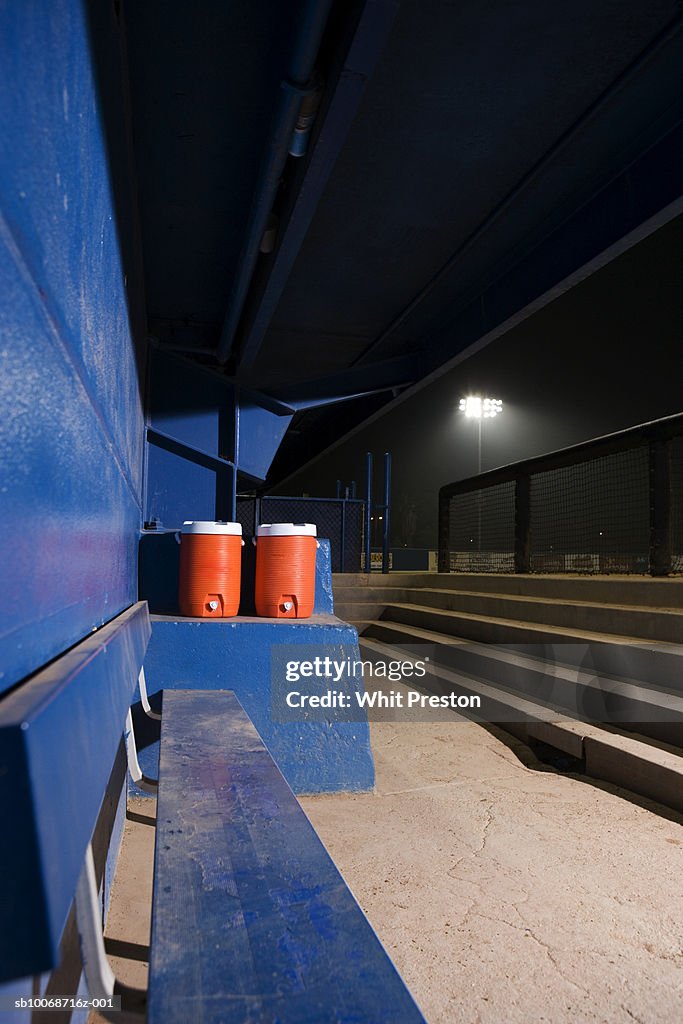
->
266, 352, 418, 408
234, 0, 400, 372
215, 0, 334, 365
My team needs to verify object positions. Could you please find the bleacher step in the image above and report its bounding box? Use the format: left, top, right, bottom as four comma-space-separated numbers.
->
358, 637, 683, 814
358, 619, 683, 748
335, 589, 683, 643
360, 601, 683, 647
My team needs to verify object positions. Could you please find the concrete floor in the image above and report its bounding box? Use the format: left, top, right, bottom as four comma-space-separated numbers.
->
97, 707, 683, 1024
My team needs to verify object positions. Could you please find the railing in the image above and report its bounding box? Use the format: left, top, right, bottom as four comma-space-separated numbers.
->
438, 412, 683, 576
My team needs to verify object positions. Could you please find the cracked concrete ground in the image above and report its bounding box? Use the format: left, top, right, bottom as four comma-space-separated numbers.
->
300, 713, 683, 1024
100, 707, 683, 1024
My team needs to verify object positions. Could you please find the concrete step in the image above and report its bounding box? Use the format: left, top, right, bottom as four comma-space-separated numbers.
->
394, 588, 683, 643
334, 601, 395, 621
358, 636, 683, 814
357, 619, 683, 749
336, 587, 683, 643
333, 572, 683, 608
370, 601, 683, 648
356, 617, 683, 687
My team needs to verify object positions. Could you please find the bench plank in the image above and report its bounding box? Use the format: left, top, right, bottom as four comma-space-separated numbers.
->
149, 690, 425, 1023
0, 601, 151, 981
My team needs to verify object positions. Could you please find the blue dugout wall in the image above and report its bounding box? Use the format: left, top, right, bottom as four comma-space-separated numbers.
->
0, 1, 145, 694
0, 0, 145, 1010
0, 0, 375, 1006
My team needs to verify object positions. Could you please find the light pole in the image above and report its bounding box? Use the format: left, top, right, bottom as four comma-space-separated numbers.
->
459, 396, 503, 552
458, 396, 503, 474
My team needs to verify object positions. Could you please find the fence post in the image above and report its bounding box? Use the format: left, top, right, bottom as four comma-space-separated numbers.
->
438, 488, 450, 573
340, 500, 346, 573
365, 452, 373, 574
514, 473, 531, 573
649, 439, 672, 576
382, 452, 392, 574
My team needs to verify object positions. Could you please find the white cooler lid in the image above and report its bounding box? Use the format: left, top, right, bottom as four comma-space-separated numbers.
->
256, 522, 317, 537
181, 520, 242, 535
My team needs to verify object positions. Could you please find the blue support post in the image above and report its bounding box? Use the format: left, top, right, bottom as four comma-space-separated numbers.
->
340, 499, 346, 573
335, 479, 342, 498
230, 466, 237, 522
365, 452, 373, 574
382, 451, 392, 574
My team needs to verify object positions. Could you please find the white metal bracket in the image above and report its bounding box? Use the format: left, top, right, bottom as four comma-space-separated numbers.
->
138, 667, 161, 720
124, 708, 158, 792
74, 844, 115, 998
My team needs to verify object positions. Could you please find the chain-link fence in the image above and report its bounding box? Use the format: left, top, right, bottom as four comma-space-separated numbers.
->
236, 496, 365, 573
439, 414, 683, 575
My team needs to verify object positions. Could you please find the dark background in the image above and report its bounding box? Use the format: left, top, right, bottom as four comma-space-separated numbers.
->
275, 214, 683, 548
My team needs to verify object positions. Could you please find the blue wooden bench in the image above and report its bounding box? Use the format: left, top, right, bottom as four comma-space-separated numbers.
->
0, 602, 425, 1020
148, 689, 426, 1023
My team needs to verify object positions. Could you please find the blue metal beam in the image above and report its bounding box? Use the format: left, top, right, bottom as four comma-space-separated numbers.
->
235, 0, 400, 371
216, 0, 334, 364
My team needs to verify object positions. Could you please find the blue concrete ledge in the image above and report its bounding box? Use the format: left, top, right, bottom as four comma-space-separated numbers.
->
137, 536, 373, 793
139, 614, 375, 794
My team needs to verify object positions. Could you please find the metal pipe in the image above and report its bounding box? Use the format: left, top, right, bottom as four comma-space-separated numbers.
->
216, 0, 333, 364
382, 451, 391, 574
364, 452, 373, 574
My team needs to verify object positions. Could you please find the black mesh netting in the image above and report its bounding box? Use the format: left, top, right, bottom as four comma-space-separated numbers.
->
236, 497, 364, 572
448, 482, 516, 572
529, 446, 650, 573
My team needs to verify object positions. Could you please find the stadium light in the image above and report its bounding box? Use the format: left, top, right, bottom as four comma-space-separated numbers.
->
459, 395, 503, 477
459, 396, 503, 419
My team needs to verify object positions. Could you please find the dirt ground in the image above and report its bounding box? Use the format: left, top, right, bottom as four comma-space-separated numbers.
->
99, 711, 683, 1024
300, 715, 683, 1023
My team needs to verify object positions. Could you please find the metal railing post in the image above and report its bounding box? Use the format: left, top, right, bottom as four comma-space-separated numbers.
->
340, 499, 347, 573
438, 488, 451, 573
364, 452, 373, 574
514, 473, 531, 573
649, 439, 672, 576
382, 452, 392, 574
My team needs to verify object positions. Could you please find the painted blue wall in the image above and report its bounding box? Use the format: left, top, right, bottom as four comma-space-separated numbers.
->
0, 0, 145, 1008
0, 0, 144, 694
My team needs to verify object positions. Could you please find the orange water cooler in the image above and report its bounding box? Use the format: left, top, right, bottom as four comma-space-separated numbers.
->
178, 520, 243, 617
254, 523, 318, 618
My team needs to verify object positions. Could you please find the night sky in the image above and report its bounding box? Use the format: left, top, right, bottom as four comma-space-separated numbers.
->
275, 214, 683, 549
